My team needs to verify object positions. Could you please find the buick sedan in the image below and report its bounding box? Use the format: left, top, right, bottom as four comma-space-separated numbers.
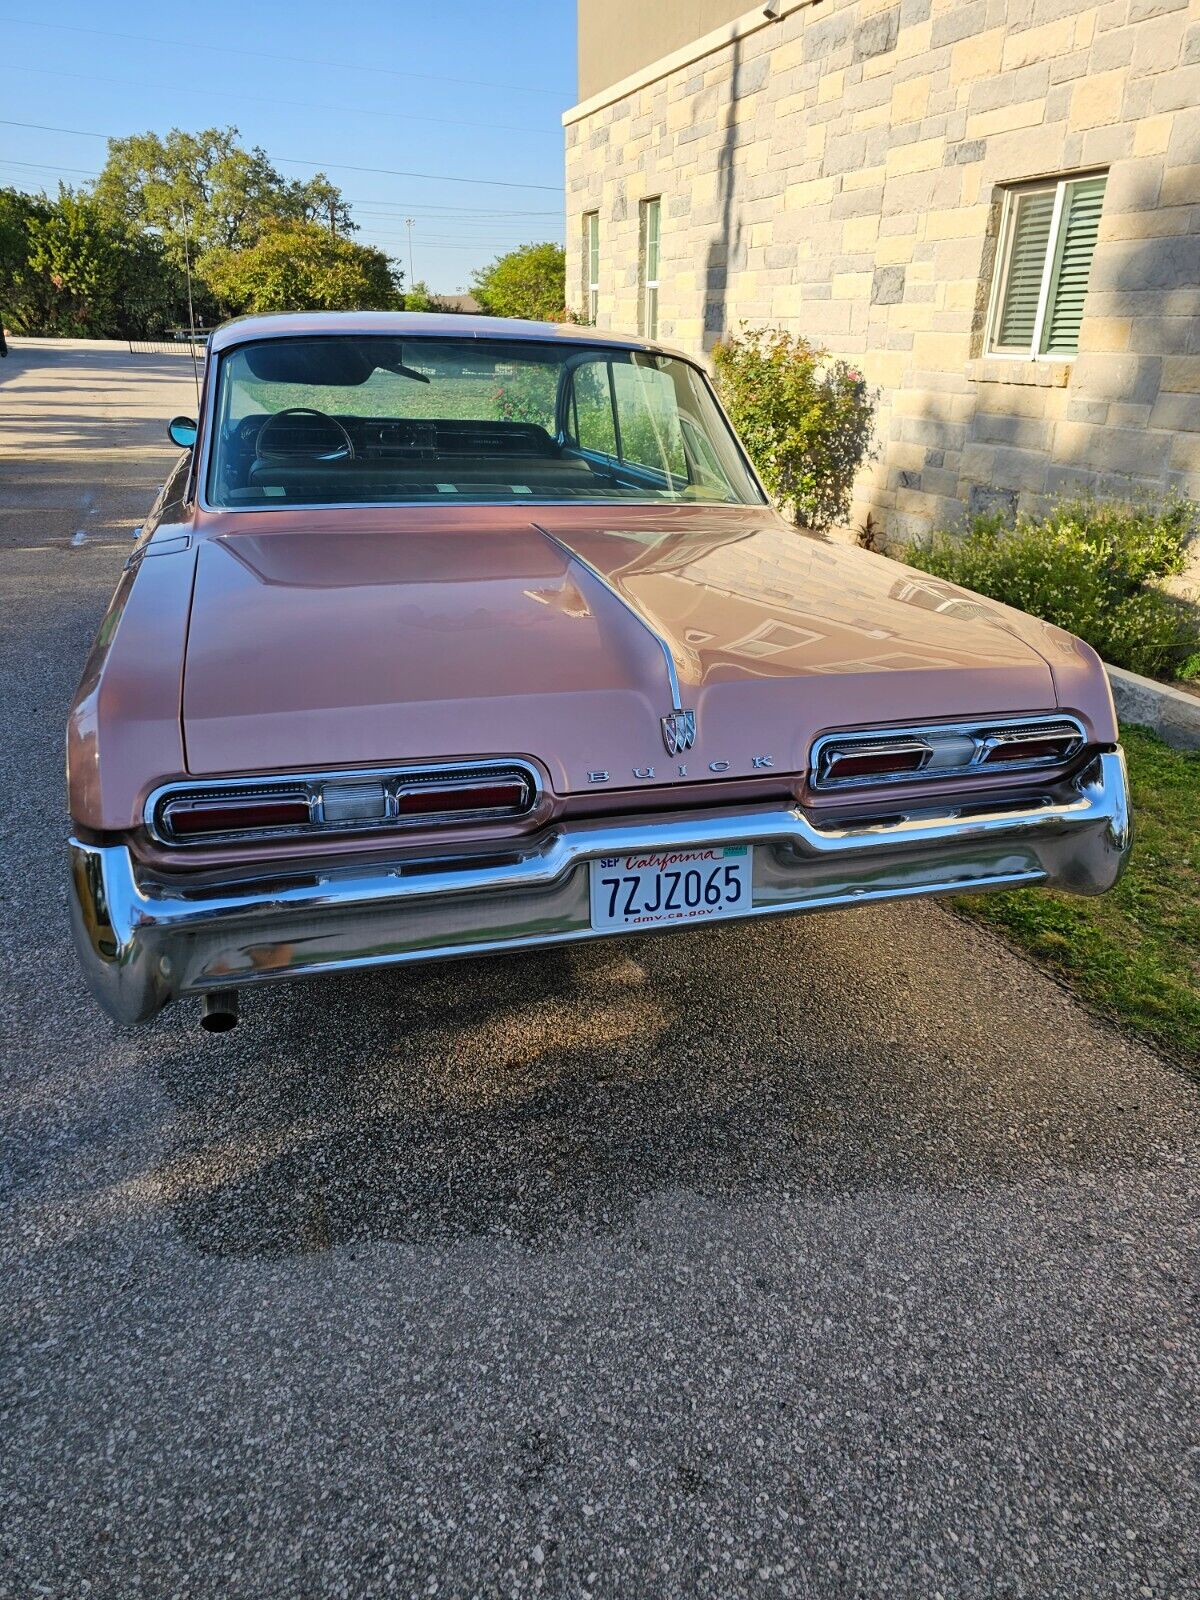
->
67, 312, 1130, 1030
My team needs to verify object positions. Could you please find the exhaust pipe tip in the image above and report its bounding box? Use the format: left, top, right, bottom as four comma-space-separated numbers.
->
200, 989, 239, 1032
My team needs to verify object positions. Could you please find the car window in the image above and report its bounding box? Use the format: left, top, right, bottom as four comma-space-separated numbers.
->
205, 336, 765, 510
611, 362, 687, 483
572, 360, 618, 458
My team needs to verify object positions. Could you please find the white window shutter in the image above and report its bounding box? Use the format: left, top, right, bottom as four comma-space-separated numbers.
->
1041, 176, 1107, 356
996, 190, 1056, 349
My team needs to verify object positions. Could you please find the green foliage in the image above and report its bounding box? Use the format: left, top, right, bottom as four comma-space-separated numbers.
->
93, 127, 334, 263
712, 325, 879, 532
470, 242, 567, 321
198, 221, 402, 315
0, 186, 51, 331
957, 725, 1200, 1064
24, 189, 124, 336
902, 496, 1200, 681
403, 280, 439, 312
491, 365, 557, 428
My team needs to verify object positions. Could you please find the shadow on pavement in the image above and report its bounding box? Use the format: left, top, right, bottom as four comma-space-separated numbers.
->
132, 906, 1190, 1260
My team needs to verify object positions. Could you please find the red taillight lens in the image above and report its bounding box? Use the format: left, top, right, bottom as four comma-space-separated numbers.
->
163, 795, 311, 837
395, 779, 529, 817
823, 743, 930, 782
981, 735, 1078, 764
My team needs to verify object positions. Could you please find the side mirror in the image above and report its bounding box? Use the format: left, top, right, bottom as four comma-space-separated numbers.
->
167, 416, 197, 449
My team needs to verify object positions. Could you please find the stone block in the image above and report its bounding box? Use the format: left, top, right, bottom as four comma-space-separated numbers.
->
950, 27, 1006, 82
872, 264, 907, 304
1126, 0, 1187, 20
1162, 356, 1200, 394
1001, 15, 1075, 68
891, 76, 930, 124
1151, 63, 1200, 112
853, 7, 900, 61
968, 484, 1018, 521
1160, 164, 1200, 204
885, 136, 946, 175
931, 0, 988, 47
945, 138, 986, 166
1068, 68, 1127, 130
967, 100, 1046, 138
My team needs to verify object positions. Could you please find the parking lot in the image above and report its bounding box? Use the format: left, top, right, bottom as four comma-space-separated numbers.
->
1, 340, 1198, 1597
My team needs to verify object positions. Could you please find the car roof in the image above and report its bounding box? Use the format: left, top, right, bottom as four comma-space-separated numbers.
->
206, 310, 689, 362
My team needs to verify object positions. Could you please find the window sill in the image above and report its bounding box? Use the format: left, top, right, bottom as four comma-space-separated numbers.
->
967, 357, 1073, 388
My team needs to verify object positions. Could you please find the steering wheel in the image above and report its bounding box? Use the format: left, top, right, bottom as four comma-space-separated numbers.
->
255, 407, 355, 463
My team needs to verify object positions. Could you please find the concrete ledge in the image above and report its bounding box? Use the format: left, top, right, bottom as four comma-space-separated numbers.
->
1107, 663, 1200, 749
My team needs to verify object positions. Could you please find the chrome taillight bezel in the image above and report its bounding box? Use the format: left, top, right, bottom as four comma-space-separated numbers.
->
810, 716, 1087, 792
146, 760, 541, 846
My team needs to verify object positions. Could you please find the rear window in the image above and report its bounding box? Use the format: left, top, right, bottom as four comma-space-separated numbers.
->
204, 336, 764, 510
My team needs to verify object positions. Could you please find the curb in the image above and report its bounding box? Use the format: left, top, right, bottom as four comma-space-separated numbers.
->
1106, 662, 1200, 750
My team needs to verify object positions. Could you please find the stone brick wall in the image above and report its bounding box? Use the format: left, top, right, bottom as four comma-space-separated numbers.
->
565, 0, 1200, 543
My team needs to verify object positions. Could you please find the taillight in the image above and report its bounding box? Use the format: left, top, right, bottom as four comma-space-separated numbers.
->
149, 763, 538, 845
822, 741, 931, 783
162, 794, 311, 837
979, 727, 1083, 764
812, 719, 1085, 791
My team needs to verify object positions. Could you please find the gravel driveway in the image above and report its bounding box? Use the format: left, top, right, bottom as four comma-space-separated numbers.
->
1, 340, 1197, 1599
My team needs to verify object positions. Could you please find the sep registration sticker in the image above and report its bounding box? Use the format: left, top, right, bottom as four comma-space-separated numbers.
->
588, 846, 753, 932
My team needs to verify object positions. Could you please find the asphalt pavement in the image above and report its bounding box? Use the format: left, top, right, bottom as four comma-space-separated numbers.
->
1, 339, 1197, 1600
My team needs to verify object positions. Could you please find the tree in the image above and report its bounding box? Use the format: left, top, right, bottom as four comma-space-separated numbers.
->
470, 242, 566, 321
0, 187, 50, 331
198, 220, 402, 314
24, 189, 124, 336
283, 174, 355, 236
94, 128, 350, 263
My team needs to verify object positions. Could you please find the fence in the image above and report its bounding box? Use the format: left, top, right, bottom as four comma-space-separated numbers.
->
127, 329, 211, 357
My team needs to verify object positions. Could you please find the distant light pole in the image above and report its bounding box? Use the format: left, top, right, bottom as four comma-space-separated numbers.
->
405, 218, 416, 289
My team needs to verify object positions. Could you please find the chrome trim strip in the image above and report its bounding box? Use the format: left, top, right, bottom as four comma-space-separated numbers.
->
534, 522, 685, 711
71, 751, 1131, 1025
144, 758, 543, 846
810, 714, 1087, 791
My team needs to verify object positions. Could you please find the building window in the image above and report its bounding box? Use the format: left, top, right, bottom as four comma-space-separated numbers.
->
583, 211, 599, 324
987, 173, 1107, 358
639, 197, 661, 340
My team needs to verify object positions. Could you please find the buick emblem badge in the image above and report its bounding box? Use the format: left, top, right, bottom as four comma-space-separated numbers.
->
661, 708, 697, 757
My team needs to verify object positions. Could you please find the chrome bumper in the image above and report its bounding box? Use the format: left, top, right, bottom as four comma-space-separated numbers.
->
69, 750, 1131, 1025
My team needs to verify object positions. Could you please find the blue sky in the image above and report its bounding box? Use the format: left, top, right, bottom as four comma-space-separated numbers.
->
0, 1, 575, 291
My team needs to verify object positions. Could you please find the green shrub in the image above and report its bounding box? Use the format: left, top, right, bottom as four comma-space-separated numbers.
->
712, 325, 878, 533
902, 496, 1200, 682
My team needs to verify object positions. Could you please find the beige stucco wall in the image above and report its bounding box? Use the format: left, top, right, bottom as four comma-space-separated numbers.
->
565, 0, 1200, 543
578, 0, 752, 101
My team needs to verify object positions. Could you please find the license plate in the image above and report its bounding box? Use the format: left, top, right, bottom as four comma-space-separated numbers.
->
588, 846, 753, 932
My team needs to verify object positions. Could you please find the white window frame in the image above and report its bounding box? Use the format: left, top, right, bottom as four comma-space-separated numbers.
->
640, 196, 661, 341
584, 210, 599, 324
984, 172, 1104, 362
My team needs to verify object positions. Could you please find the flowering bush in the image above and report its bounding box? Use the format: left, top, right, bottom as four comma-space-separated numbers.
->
901, 496, 1200, 682
712, 325, 878, 533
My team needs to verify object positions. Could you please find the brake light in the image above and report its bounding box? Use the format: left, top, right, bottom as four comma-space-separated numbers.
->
163, 795, 311, 837
396, 779, 530, 816
823, 742, 930, 782
980, 730, 1082, 764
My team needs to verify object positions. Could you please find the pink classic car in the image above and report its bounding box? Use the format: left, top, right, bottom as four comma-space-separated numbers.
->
67, 312, 1130, 1030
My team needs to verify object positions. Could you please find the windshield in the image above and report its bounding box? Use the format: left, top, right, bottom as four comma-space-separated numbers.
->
205, 335, 764, 509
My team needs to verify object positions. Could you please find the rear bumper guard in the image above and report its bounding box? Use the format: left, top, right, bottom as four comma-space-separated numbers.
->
69, 749, 1131, 1024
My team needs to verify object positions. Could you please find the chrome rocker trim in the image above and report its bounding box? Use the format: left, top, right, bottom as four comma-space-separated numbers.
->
69, 750, 1131, 1025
